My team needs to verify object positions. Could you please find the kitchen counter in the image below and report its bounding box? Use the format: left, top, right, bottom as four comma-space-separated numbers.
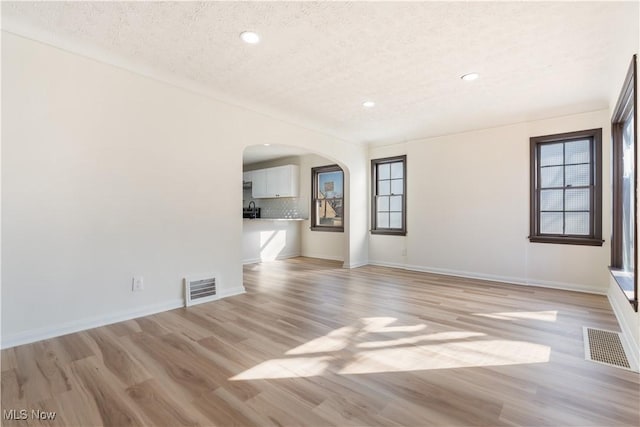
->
242, 218, 304, 264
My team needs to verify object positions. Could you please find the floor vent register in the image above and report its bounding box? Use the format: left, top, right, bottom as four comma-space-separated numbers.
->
583, 327, 631, 370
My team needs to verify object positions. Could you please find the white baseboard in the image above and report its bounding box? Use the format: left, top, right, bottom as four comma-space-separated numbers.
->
344, 260, 368, 269
1, 286, 247, 350
367, 260, 606, 295
301, 253, 344, 262
217, 286, 246, 299
607, 285, 640, 372
1, 298, 182, 349
242, 252, 301, 265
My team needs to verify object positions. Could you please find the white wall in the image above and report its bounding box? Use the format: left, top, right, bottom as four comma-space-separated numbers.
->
1, 32, 367, 347
299, 154, 346, 262
369, 110, 612, 294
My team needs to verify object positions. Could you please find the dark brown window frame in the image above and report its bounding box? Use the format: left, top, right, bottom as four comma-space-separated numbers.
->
610, 54, 638, 311
371, 155, 407, 236
310, 164, 344, 232
529, 129, 603, 246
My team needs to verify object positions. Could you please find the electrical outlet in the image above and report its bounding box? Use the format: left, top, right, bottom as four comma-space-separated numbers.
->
132, 276, 144, 292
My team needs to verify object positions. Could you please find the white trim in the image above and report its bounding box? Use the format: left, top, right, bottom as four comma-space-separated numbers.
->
242, 252, 301, 265
367, 260, 606, 295
0, 286, 247, 349
607, 284, 640, 372
301, 253, 344, 262
217, 286, 246, 299
344, 260, 368, 269
1, 298, 181, 349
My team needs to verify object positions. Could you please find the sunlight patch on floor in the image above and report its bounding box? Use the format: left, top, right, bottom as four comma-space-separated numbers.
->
340, 339, 550, 374
231, 356, 332, 380
474, 310, 558, 322
357, 331, 485, 349
230, 317, 551, 381
286, 326, 355, 355
360, 316, 427, 333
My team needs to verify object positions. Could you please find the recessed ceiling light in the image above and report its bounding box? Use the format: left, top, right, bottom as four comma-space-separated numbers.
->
240, 31, 260, 44
362, 101, 376, 108
461, 72, 480, 81
263, 143, 271, 146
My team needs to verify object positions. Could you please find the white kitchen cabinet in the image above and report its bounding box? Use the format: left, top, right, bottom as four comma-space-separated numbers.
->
250, 169, 268, 198
251, 165, 299, 198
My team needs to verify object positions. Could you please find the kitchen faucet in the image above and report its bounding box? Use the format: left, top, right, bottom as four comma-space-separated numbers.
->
248, 201, 256, 210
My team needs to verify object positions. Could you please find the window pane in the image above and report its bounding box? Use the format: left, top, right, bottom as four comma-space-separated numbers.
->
390, 195, 402, 211
391, 162, 404, 179
540, 143, 564, 166
565, 164, 590, 187
390, 179, 403, 195
565, 139, 590, 164
389, 212, 402, 229
540, 189, 563, 211
377, 196, 390, 212
540, 212, 563, 234
540, 166, 563, 188
565, 188, 590, 211
377, 212, 389, 228
316, 199, 342, 226
378, 163, 391, 180
622, 115, 635, 271
565, 212, 590, 235
378, 180, 391, 195
318, 171, 343, 198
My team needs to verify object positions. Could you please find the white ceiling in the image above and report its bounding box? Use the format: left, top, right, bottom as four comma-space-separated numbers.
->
2, 1, 639, 146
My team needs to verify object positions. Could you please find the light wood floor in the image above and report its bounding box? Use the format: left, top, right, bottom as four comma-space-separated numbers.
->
2, 257, 639, 426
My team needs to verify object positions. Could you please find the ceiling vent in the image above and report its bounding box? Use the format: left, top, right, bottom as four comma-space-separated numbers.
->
184, 274, 217, 307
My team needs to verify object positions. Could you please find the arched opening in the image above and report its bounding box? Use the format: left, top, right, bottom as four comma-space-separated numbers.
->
241, 144, 352, 270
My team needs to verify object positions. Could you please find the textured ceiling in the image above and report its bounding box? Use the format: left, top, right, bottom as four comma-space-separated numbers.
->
2, 1, 639, 145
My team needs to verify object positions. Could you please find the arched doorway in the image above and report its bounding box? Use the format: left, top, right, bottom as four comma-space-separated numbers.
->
241, 144, 351, 268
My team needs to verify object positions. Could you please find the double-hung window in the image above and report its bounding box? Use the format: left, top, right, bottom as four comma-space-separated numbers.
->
529, 129, 603, 246
371, 155, 406, 235
611, 54, 637, 310
311, 165, 344, 232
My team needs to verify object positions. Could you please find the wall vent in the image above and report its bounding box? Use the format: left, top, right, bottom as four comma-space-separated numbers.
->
184, 274, 217, 307
583, 327, 631, 370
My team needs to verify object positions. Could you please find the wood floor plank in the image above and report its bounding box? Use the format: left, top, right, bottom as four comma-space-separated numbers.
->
84, 327, 152, 387
68, 356, 145, 426
1, 348, 18, 372
1, 257, 638, 426
125, 379, 203, 427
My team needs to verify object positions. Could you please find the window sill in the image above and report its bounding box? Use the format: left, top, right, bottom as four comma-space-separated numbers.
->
609, 267, 638, 310
310, 226, 344, 233
528, 236, 604, 246
371, 229, 406, 236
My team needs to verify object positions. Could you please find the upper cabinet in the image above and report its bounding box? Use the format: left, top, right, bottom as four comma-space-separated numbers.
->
250, 165, 299, 198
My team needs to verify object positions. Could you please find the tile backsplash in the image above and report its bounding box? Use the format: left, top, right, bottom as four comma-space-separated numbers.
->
243, 187, 308, 219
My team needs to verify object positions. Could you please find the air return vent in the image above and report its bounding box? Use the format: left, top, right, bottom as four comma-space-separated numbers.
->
184, 274, 217, 307
583, 327, 631, 370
